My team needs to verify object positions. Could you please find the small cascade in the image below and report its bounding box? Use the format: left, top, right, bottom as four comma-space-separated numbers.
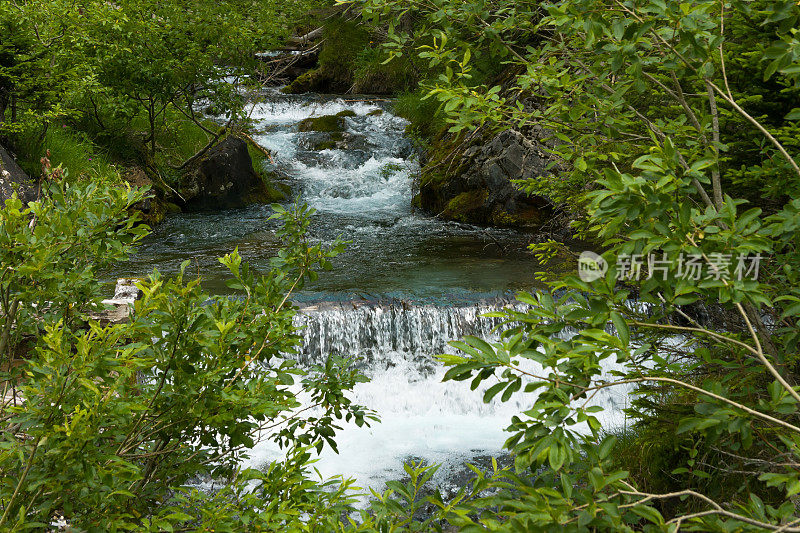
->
293, 300, 527, 364
243, 299, 632, 498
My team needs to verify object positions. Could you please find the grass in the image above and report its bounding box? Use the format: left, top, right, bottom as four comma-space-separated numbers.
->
393, 89, 446, 141
14, 126, 121, 184
10, 101, 282, 208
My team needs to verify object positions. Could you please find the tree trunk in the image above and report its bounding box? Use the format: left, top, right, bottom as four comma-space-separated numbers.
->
149, 98, 156, 158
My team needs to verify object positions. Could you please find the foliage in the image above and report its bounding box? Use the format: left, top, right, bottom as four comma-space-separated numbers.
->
1, 0, 327, 172
12, 124, 120, 182
343, 0, 800, 530
0, 174, 380, 529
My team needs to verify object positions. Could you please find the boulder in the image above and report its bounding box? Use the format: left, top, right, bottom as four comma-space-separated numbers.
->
297, 113, 348, 133
415, 129, 554, 227
0, 144, 37, 205
179, 137, 271, 211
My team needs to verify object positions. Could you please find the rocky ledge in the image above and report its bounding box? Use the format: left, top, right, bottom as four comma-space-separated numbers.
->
414, 129, 556, 228
0, 144, 37, 205
414, 130, 554, 227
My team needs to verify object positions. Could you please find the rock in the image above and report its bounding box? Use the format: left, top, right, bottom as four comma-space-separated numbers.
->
298, 114, 347, 133
179, 137, 272, 211
0, 144, 37, 205
95, 278, 143, 325
416, 129, 554, 228
123, 167, 181, 225
300, 130, 370, 153
112, 278, 143, 303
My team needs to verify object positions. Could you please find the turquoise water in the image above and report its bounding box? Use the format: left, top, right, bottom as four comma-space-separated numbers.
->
109, 90, 545, 302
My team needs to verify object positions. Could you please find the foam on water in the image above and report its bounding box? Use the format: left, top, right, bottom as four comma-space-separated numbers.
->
112, 89, 632, 497
249, 95, 383, 126
244, 302, 632, 497
292, 157, 411, 215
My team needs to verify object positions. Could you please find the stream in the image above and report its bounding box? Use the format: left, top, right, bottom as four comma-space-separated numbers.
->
108, 89, 629, 496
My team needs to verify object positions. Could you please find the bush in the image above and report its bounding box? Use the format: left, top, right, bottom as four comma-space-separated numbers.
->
0, 175, 375, 529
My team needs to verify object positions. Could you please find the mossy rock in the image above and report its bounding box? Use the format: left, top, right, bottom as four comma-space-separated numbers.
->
367, 109, 384, 117
490, 205, 545, 227
281, 69, 322, 94
442, 189, 488, 222
256, 170, 292, 202
298, 114, 346, 133
263, 185, 288, 203
132, 195, 169, 226
309, 131, 344, 151
312, 140, 337, 151
335, 110, 357, 118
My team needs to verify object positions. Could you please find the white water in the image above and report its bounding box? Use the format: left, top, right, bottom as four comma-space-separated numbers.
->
244, 301, 631, 495
113, 89, 541, 297
232, 92, 633, 495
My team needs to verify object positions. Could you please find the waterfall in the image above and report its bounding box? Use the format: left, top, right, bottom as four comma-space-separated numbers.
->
293, 300, 526, 364
244, 299, 632, 497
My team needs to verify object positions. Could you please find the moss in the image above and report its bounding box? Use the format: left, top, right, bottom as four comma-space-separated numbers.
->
312, 140, 337, 151
298, 115, 346, 133
411, 193, 422, 209
265, 185, 287, 203
317, 20, 371, 86
367, 109, 384, 117
283, 18, 414, 95
281, 69, 321, 94
335, 110, 357, 118
393, 89, 446, 141
243, 138, 289, 203
443, 189, 488, 222
133, 196, 169, 226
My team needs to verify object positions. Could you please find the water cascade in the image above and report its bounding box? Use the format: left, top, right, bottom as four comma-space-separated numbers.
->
110, 89, 630, 495
243, 300, 631, 494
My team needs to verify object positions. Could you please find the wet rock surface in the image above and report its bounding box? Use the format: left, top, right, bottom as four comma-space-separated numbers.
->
179, 136, 272, 211
416, 129, 556, 228
0, 144, 37, 205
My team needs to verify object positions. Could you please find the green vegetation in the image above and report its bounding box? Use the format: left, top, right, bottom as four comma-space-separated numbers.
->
0, 0, 321, 204
298, 114, 347, 132
3, 0, 800, 530
392, 89, 446, 142
353, 0, 800, 529
283, 17, 418, 94
245, 139, 291, 202
13, 126, 120, 184
442, 189, 487, 222
0, 174, 372, 530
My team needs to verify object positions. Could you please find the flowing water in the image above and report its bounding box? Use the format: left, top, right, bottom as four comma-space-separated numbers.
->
239, 301, 630, 496
111, 90, 543, 302
109, 89, 629, 495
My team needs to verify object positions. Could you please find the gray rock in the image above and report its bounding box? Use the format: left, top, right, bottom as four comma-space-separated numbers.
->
417, 129, 555, 227
0, 144, 37, 205
179, 137, 270, 211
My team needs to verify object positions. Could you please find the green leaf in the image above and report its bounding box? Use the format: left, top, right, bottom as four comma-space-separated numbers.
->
785, 108, 800, 120
610, 311, 629, 345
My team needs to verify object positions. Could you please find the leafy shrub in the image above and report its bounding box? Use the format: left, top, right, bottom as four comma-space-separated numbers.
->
0, 176, 375, 529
